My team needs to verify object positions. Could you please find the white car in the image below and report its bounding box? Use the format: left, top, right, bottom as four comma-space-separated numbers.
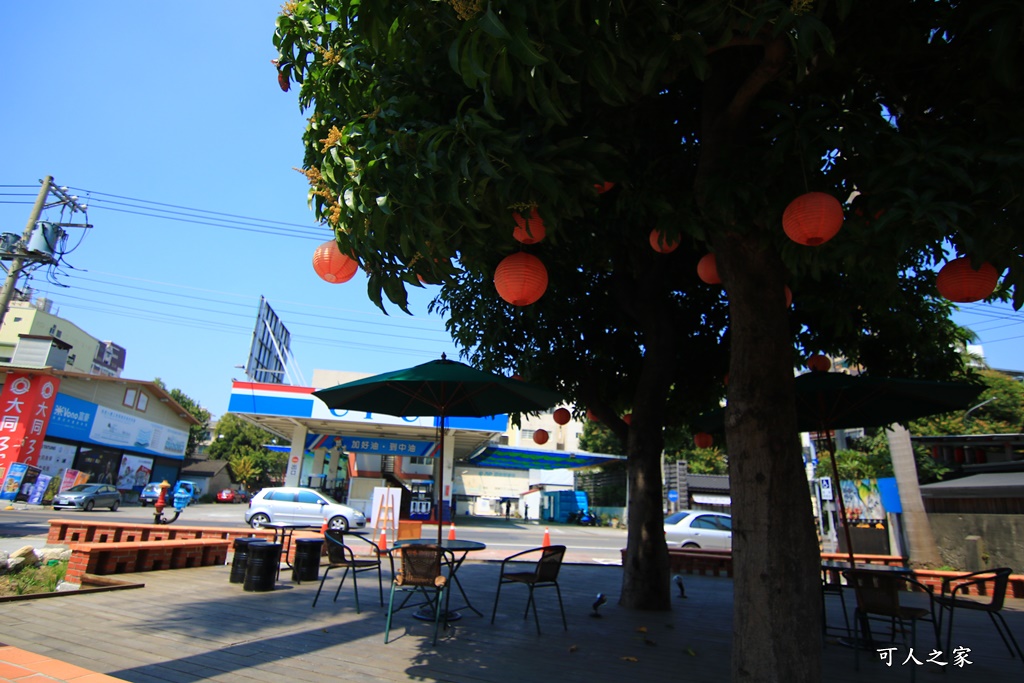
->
664, 510, 732, 550
245, 487, 366, 532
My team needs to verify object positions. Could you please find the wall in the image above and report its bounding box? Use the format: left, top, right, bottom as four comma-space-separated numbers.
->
929, 512, 1024, 573
0, 304, 100, 373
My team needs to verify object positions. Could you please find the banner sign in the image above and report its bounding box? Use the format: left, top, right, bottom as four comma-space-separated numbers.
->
0, 372, 61, 470
117, 454, 154, 492
48, 393, 188, 458
340, 436, 434, 457
0, 462, 29, 501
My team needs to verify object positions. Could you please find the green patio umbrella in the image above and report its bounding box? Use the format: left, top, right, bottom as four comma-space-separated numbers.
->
693, 371, 984, 563
312, 355, 565, 544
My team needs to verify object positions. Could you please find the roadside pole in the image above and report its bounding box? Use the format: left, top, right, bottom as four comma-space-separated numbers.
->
0, 176, 52, 329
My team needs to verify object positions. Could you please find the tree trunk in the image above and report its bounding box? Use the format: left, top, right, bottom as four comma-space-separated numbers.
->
620, 436, 672, 610
885, 423, 942, 567
715, 233, 822, 682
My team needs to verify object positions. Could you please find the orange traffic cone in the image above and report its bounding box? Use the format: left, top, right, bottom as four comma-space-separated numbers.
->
320, 521, 328, 535
378, 529, 388, 552
448, 522, 457, 541
542, 527, 551, 547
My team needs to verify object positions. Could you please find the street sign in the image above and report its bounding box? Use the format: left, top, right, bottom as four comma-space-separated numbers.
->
667, 489, 679, 503
819, 476, 834, 501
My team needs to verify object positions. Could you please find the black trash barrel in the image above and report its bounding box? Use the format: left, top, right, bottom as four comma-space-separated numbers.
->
292, 538, 324, 583
243, 542, 282, 592
230, 536, 263, 584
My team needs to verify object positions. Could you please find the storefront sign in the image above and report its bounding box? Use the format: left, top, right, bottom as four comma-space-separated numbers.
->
48, 394, 188, 458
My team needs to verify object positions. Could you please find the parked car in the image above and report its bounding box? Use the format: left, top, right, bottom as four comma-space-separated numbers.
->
52, 484, 121, 511
138, 482, 163, 506
663, 510, 732, 550
245, 487, 366, 532
216, 488, 249, 504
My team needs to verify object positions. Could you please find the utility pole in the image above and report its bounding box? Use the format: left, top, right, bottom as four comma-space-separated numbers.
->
0, 177, 89, 330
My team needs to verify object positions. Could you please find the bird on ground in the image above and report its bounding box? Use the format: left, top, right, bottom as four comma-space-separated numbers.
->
673, 574, 687, 598
591, 593, 607, 617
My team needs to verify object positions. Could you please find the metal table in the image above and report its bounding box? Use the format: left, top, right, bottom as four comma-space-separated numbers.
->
393, 538, 487, 621
261, 523, 318, 576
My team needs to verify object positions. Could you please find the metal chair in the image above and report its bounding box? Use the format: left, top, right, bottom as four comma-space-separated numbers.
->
491, 545, 567, 635
384, 544, 448, 646
312, 530, 384, 612
844, 569, 939, 682
820, 567, 851, 640
934, 568, 1023, 665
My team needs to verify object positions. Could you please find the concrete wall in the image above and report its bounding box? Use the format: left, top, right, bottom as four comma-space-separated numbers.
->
929, 513, 1024, 573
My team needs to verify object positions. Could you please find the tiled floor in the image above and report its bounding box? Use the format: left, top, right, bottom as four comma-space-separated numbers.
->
0, 645, 127, 683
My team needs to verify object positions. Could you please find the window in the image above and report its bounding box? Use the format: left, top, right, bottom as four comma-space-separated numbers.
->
136, 393, 148, 412
12, 317, 21, 322
408, 456, 429, 465
123, 388, 137, 408
297, 490, 324, 505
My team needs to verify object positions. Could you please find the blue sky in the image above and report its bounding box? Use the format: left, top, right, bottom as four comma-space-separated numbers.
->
1, 2, 1021, 420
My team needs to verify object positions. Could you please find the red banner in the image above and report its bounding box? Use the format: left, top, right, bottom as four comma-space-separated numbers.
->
0, 372, 61, 469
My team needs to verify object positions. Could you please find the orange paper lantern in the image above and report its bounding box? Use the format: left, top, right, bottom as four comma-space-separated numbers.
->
312, 240, 359, 284
586, 409, 599, 423
782, 192, 844, 246
594, 181, 615, 194
533, 429, 550, 445
697, 253, 721, 284
513, 207, 546, 244
807, 354, 831, 373
784, 285, 793, 307
622, 413, 632, 426
553, 407, 571, 425
935, 257, 1000, 303
494, 252, 548, 306
693, 432, 713, 449
649, 229, 680, 254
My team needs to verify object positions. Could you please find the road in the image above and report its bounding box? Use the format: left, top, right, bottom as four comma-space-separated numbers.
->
0, 503, 627, 564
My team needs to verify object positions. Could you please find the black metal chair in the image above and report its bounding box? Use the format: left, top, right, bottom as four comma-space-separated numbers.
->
384, 544, 448, 646
820, 566, 851, 640
934, 568, 1023, 665
491, 545, 567, 635
312, 530, 384, 612
844, 569, 939, 682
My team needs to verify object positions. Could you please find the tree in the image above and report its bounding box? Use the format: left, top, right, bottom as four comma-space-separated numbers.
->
275, 3, 1022, 680
207, 414, 288, 488
153, 378, 210, 458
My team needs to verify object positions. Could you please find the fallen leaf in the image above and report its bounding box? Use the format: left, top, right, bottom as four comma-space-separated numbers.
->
621, 656, 639, 662
686, 647, 697, 657
568, 645, 578, 653
636, 626, 648, 633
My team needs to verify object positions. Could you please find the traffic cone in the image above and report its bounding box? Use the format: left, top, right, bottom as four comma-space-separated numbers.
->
542, 527, 551, 547
320, 521, 328, 535
448, 522, 457, 541
378, 529, 388, 552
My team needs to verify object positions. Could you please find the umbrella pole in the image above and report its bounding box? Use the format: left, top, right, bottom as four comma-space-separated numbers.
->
437, 413, 445, 546
824, 430, 857, 567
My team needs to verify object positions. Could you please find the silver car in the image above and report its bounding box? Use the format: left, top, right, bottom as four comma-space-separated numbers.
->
245, 487, 366, 532
52, 483, 121, 511
663, 510, 732, 550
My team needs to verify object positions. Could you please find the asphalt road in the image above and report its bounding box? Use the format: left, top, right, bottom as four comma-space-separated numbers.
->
0, 503, 628, 564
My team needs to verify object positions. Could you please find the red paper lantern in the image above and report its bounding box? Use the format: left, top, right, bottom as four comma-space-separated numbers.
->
553, 407, 571, 425
807, 354, 831, 373
784, 285, 793, 307
312, 240, 359, 284
649, 229, 680, 254
935, 257, 1000, 303
586, 409, 599, 423
513, 207, 546, 244
494, 253, 548, 306
533, 429, 549, 445
697, 253, 721, 284
693, 432, 713, 449
594, 181, 615, 194
622, 413, 632, 426
782, 192, 844, 246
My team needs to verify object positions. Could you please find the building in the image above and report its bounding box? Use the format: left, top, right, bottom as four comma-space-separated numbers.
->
0, 366, 201, 505
0, 295, 125, 377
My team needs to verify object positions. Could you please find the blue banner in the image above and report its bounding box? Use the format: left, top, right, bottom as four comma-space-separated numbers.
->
340, 436, 434, 457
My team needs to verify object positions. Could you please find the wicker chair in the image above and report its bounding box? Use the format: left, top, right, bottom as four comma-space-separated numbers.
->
311, 530, 384, 612
384, 544, 448, 646
491, 545, 567, 635
935, 568, 1023, 665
